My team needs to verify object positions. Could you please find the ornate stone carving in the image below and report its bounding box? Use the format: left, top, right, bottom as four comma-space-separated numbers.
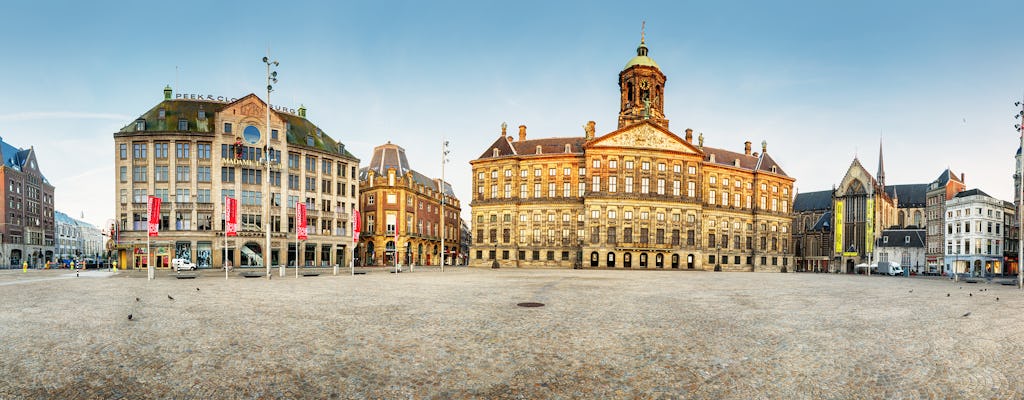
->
241, 102, 264, 117
595, 124, 693, 153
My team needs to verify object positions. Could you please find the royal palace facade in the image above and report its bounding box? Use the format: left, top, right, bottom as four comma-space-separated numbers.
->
113, 87, 360, 269
468, 36, 795, 270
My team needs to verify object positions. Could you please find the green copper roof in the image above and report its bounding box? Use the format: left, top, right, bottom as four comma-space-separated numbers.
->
624, 55, 659, 69
624, 42, 659, 69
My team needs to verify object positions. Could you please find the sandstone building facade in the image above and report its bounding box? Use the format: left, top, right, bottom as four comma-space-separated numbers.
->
113, 87, 359, 269
469, 36, 795, 271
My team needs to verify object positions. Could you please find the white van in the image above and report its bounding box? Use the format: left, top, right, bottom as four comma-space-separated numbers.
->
172, 258, 197, 272
873, 261, 904, 276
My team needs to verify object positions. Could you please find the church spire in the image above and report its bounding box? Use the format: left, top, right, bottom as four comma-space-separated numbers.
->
876, 138, 885, 187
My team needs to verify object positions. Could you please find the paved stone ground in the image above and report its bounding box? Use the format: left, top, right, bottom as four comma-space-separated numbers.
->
0, 267, 1022, 399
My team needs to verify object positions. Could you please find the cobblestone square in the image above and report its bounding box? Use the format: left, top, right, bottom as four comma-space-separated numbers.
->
0, 268, 1021, 399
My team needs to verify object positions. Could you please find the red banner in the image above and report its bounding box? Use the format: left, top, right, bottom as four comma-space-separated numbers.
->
147, 196, 161, 237
296, 202, 307, 240
353, 209, 360, 243
225, 196, 238, 237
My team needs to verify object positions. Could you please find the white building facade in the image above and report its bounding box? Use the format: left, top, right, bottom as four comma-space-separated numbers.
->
874, 228, 926, 274
944, 189, 1006, 277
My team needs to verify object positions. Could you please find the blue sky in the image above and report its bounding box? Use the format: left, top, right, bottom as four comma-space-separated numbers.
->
1, 1, 1022, 227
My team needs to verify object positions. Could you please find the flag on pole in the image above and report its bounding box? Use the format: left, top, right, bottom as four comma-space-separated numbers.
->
224, 196, 238, 237
147, 196, 161, 237
353, 209, 361, 243
297, 202, 308, 240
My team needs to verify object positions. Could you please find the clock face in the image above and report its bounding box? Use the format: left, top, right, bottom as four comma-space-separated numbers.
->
639, 80, 650, 90
243, 125, 261, 145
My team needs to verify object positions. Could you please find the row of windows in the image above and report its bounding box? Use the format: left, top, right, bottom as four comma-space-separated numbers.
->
124, 165, 354, 194
946, 221, 1002, 235
478, 178, 788, 212
947, 207, 1003, 219
946, 238, 1003, 255
479, 165, 789, 192
476, 225, 787, 249
122, 142, 356, 178
121, 143, 212, 160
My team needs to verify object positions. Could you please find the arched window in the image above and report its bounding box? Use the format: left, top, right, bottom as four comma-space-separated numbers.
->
639, 253, 648, 268
590, 251, 599, 267
606, 252, 616, 268
655, 253, 664, 268
623, 252, 632, 268
671, 254, 679, 268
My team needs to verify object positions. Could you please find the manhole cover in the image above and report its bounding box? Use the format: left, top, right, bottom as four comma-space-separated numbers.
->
517, 302, 545, 308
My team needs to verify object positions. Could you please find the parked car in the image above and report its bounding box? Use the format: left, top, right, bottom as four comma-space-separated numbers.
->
172, 258, 197, 272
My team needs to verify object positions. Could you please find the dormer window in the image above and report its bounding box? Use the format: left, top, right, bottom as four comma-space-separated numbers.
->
883, 236, 888, 244
198, 109, 206, 119
306, 136, 314, 147
492, 148, 499, 157
905, 236, 911, 244
158, 108, 165, 119
771, 166, 778, 173
135, 119, 146, 131
177, 119, 188, 131
734, 159, 741, 167
709, 154, 716, 163
565, 144, 571, 153
536, 145, 542, 154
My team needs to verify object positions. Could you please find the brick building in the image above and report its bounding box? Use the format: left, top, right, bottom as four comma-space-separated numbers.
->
0, 139, 54, 267
357, 142, 461, 266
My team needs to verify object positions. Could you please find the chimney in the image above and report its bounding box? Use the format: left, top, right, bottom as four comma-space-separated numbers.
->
298, 104, 307, 118
685, 128, 693, 143
518, 125, 527, 141
744, 141, 752, 155
163, 85, 172, 100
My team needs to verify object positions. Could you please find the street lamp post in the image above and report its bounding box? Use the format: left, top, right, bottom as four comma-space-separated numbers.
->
440, 139, 449, 272
263, 54, 279, 280
1015, 97, 1024, 289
